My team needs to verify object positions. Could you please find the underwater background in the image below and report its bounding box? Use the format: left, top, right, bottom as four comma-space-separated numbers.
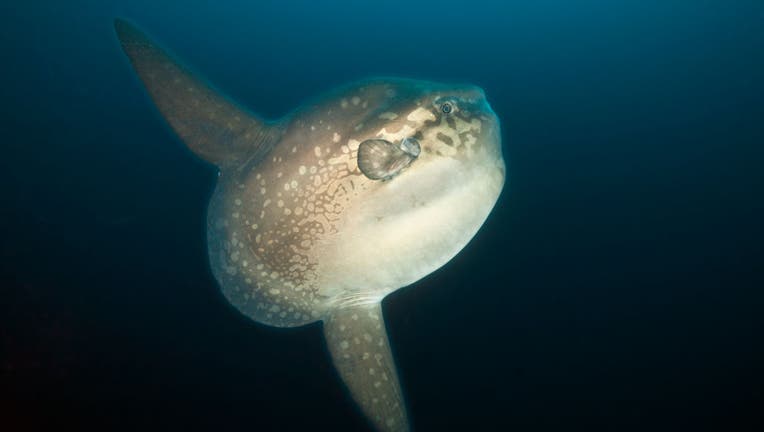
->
2, 1, 763, 430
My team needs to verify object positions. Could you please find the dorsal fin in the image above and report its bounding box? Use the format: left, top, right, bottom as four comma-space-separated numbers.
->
114, 19, 280, 169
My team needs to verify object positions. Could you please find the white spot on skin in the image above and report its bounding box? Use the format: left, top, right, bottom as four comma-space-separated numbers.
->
407, 106, 436, 123
351, 96, 360, 105
298, 166, 306, 175
377, 124, 416, 142
340, 340, 349, 349
464, 133, 477, 147
332, 132, 341, 143
378, 112, 398, 120
234, 199, 242, 206
341, 99, 348, 108
314, 146, 322, 157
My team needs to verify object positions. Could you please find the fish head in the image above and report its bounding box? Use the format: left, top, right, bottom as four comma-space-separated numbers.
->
311, 79, 506, 304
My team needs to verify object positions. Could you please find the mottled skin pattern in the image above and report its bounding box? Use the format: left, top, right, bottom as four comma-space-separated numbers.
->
209, 79, 503, 328
116, 19, 504, 432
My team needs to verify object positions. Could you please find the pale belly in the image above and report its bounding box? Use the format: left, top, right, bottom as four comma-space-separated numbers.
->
313, 155, 505, 309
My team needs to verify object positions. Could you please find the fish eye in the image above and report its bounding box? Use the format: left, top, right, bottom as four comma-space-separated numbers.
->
441, 102, 453, 114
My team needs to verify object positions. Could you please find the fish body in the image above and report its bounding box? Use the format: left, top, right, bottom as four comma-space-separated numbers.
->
116, 19, 504, 431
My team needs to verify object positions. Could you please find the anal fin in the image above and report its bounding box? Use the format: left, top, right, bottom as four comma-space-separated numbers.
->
324, 303, 410, 432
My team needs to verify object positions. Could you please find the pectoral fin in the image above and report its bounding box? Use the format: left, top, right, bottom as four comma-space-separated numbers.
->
114, 19, 280, 168
324, 303, 410, 432
357, 138, 419, 181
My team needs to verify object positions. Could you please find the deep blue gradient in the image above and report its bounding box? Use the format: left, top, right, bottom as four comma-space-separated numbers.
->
2, 1, 763, 430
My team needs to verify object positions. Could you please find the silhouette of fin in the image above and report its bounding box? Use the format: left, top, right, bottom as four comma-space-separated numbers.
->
114, 19, 280, 169
324, 303, 410, 432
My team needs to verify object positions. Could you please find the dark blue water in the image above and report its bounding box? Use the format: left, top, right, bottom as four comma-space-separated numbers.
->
2, 1, 763, 430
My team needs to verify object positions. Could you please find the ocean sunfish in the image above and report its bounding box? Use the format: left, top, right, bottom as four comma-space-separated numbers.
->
115, 19, 505, 432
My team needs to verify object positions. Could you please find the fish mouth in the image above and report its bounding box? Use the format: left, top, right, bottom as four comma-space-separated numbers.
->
495, 155, 507, 182
482, 117, 504, 163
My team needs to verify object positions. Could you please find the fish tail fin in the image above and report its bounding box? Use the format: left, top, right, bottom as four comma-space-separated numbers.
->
324, 302, 410, 431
